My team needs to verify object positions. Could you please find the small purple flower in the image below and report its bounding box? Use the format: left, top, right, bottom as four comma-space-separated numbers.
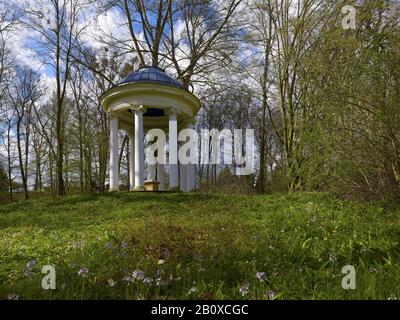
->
256, 272, 266, 282
23, 260, 37, 277
26, 260, 36, 269
131, 269, 145, 281
308, 216, 317, 223
107, 279, 116, 287
252, 233, 261, 241
78, 267, 89, 277
188, 287, 197, 294
121, 241, 129, 249
105, 242, 113, 249
23, 270, 32, 277
7, 293, 19, 300
239, 283, 250, 296
122, 276, 133, 283
193, 253, 203, 262
74, 241, 84, 249
143, 277, 153, 285
266, 290, 276, 299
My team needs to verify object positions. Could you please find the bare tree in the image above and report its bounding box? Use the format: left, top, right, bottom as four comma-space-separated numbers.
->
240, 1, 274, 193
0, 7, 16, 202
97, 0, 241, 88
242, 0, 337, 192
8, 66, 42, 199
165, 0, 242, 89
18, 0, 90, 195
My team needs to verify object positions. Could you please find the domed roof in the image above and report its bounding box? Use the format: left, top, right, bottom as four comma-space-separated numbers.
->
119, 66, 184, 89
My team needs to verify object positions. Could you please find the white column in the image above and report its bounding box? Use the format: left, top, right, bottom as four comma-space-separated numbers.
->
129, 134, 135, 191
180, 163, 187, 192
168, 109, 179, 191
134, 107, 145, 190
109, 114, 119, 191
187, 163, 196, 192
187, 124, 196, 192
157, 163, 165, 191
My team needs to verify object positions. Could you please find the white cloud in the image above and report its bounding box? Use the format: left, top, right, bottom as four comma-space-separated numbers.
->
82, 8, 131, 51
6, 24, 43, 72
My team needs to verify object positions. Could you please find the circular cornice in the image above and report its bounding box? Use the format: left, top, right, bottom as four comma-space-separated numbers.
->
100, 82, 201, 118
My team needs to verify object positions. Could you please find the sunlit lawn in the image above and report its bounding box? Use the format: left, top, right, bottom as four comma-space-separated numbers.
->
0, 192, 399, 300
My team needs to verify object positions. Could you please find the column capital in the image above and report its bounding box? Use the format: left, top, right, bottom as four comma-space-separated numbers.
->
107, 111, 117, 120
167, 107, 179, 116
129, 104, 146, 114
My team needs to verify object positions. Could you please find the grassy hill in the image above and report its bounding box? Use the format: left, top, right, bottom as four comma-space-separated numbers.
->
0, 192, 399, 300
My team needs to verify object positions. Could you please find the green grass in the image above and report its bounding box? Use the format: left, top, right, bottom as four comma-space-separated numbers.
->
0, 192, 399, 300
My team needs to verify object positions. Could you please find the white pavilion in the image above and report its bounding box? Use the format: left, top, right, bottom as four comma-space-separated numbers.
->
100, 66, 201, 192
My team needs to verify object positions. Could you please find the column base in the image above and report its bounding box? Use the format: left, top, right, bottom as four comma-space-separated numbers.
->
133, 186, 145, 191
108, 188, 119, 192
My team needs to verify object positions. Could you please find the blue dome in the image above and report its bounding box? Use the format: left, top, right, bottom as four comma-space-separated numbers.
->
119, 66, 184, 89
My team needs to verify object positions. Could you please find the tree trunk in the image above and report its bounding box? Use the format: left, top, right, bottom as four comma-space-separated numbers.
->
16, 118, 28, 200
7, 123, 13, 203
78, 110, 84, 193
55, 9, 65, 196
